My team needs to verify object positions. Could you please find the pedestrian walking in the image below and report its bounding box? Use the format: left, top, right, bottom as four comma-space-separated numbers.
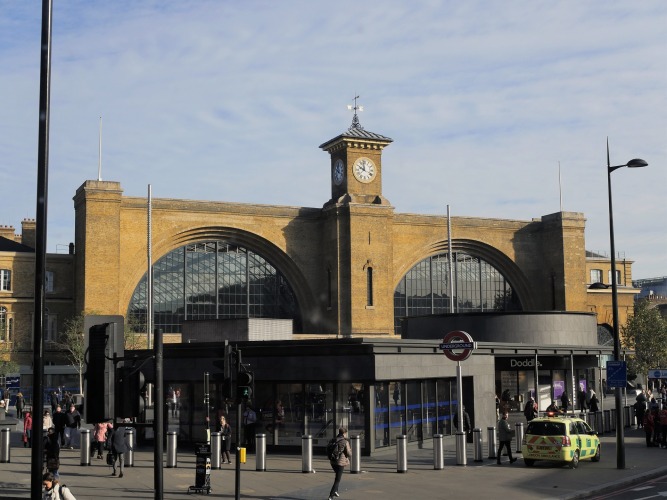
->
52, 406, 67, 446
42, 471, 77, 500
44, 427, 61, 479
64, 404, 81, 448
589, 390, 599, 413
23, 411, 33, 448
15, 391, 24, 419
327, 426, 352, 500
496, 412, 517, 465
93, 420, 113, 459
523, 395, 538, 422
109, 422, 130, 478
560, 391, 570, 412
242, 405, 257, 451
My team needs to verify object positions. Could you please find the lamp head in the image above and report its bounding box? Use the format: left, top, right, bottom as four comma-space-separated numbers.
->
626, 158, 648, 168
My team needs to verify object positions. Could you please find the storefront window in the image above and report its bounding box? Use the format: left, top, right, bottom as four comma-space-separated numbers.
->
436, 379, 453, 435
337, 383, 365, 448
374, 382, 389, 447
388, 381, 405, 445
305, 383, 333, 443
275, 383, 304, 446
406, 381, 421, 443
423, 380, 436, 440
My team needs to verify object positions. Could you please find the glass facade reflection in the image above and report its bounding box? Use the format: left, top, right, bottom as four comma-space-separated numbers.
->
394, 251, 521, 334
128, 241, 301, 333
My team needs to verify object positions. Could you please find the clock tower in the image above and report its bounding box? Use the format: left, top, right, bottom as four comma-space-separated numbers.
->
320, 103, 393, 206
319, 103, 396, 337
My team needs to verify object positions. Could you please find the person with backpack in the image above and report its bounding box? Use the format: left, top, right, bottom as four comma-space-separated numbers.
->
109, 421, 130, 478
42, 471, 76, 499
327, 426, 352, 500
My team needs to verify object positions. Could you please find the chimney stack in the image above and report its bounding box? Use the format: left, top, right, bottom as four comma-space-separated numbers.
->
21, 219, 36, 249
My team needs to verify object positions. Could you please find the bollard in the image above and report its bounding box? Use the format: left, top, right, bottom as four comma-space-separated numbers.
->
80, 429, 91, 466
350, 435, 361, 474
0, 428, 10, 463
473, 428, 483, 462
396, 435, 407, 472
210, 432, 221, 469
126, 428, 135, 467
301, 435, 313, 473
455, 431, 466, 466
240, 447, 246, 464
166, 431, 178, 468
487, 426, 497, 459
623, 406, 631, 428
433, 434, 444, 470
256, 433, 266, 471
514, 422, 524, 453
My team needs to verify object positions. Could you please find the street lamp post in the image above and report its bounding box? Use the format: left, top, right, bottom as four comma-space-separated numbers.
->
606, 139, 647, 470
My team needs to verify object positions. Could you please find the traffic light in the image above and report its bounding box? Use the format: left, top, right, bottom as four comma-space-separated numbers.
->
222, 377, 233, 402
116, 365, 146, 418
83, 316, 124, 423
236, 371, 253, 403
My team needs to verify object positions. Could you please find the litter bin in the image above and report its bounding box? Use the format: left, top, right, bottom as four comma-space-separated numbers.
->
187, 442, 211, 495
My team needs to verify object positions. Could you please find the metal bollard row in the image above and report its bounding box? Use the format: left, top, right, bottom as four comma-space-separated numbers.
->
433, 434, 444, 470
166, 430, 178, 468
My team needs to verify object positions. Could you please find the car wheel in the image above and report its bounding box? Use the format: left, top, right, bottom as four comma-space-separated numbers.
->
524, 459, 535, 467
591, 445, 600, 462
569, 450, 579, 469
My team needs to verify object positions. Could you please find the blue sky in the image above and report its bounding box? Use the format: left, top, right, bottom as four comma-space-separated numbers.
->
1, 1, 665, 278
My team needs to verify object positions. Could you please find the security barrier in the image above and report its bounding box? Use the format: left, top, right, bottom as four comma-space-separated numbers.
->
80, 429, 91, 465
256, 433, 266, 471
210, 431, 221, 469
126, 428, 135, 467
0, 428, 10, 463
487, 426, 497, 459
472, 428, 483, 462
433, 434, 444, 470
301, 435, 313, 473
514, 422, 524, 453
455, 432, 466, 466
166, 431, 178, 468
396, 435, 407, 472
350, 435, 361, 473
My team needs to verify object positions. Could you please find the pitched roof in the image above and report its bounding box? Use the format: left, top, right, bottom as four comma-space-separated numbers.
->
0, 236, 34, 253
319, 126, 393, 150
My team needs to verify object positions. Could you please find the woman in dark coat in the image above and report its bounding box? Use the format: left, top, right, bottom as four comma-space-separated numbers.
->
110, 422, 130, 477
43, 427, 60, 479
217, 415, 232, 464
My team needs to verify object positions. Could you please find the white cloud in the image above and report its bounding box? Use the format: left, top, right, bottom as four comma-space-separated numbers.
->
1, 0, 665, 278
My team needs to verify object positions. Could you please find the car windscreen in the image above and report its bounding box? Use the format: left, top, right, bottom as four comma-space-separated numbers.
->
526, 421, 566, 436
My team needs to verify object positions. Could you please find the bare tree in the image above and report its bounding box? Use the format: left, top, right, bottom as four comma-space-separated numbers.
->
55, 313, 86, 393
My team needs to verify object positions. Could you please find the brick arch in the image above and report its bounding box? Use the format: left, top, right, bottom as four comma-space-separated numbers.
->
393, 238, 536, 310
121, 226, 317, 331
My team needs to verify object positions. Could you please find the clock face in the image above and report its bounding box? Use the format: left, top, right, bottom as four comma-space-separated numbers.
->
333, 159, 344, 185
352, 157, 376, 183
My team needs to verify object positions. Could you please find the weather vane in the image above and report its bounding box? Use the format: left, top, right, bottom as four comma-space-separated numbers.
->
347, 95, 364, 129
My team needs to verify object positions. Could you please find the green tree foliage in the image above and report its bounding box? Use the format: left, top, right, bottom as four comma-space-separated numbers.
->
622, 300, 667, 379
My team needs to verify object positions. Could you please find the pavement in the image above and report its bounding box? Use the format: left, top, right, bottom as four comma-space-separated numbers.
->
1, 414, 666, 499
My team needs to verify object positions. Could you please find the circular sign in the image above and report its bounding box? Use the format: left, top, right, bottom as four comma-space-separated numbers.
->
439, 330, 475, 362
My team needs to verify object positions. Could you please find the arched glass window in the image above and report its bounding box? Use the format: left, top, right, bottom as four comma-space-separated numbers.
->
394, 251, 521, 334
128, 241, 301, 334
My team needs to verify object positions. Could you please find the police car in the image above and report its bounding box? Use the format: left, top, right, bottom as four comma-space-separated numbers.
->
521, 413, 600, 468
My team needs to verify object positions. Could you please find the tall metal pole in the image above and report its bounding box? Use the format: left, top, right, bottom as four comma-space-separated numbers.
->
31, 1, 52, 497
154, 328, 164, 498
235, 349, 242, 500
606, 140, 625, 469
